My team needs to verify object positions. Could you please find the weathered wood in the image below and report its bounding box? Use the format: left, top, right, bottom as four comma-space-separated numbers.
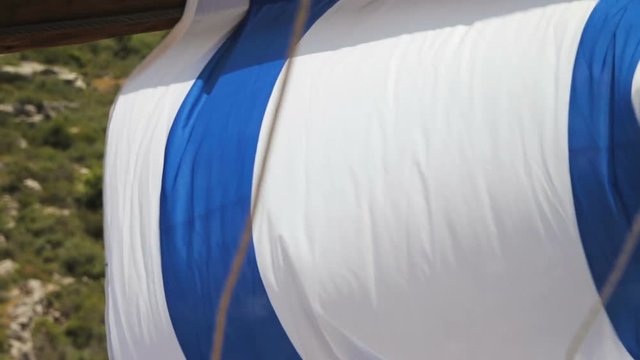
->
0, 0, 186, 53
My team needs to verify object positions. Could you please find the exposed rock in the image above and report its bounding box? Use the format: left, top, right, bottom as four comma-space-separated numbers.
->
0, 195, 19, 229
42, 100, 79, 117
0, 259, 17, 277
13, 103, 44, 124
10, 100, 79, 124
52, 273, 75, 286
22, 104, 38, 117
17, 138, 28, 150
0, 99, 79, 123
22, 115, 44, 124
53, 66, 87, 90
74, 165, 91, 176
9, 339, 32, 360
42, 207, 71, 217
0, 61, 47, 77
6, 278, 71, 360
0, 61, 86, 90
22, 179, 42, 192
0, 103, 15, 114
7, 279, 48, 360
0, 233, 7, 246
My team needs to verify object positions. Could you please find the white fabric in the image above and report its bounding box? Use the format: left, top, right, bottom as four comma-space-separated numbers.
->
633, 62, 640, 122
103, 0, 247, 358
252, 1, 632, 359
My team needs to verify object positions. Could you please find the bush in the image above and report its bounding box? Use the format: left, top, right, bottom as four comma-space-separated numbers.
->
60, 238, 104, 279
32, 318, 70, 360
0, 31, 163, 359
79, 169, 102, 211
42, 121, 73, 151
48, 282, 107, 359
0, 129, 20, 154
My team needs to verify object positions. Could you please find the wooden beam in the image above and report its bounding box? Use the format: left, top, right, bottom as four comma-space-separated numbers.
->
0, 0, 186, 53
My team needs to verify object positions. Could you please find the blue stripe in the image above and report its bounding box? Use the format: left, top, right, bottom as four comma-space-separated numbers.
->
159, 0, 337, 359
569, 0, 640, 357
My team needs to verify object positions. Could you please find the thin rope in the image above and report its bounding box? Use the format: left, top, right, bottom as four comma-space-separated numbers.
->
211, 1, 311, 359
208, 2, 640, 358
566, 211, 640, 359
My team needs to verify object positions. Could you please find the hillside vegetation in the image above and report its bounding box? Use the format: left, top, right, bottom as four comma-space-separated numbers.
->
0, 33, 165, 359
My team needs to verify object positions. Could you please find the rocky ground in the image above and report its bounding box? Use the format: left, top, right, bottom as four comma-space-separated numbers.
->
0, 33, 165, 359
0, 57, 104, 359
6, 277, 71, 360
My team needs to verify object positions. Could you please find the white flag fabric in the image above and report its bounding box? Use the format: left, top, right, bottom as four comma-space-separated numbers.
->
104, 0, 640, 359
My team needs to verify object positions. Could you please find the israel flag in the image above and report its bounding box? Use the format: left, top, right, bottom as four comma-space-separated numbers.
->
104, 0, 640, 358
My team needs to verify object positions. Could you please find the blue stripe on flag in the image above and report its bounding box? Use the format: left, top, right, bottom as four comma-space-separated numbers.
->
159, 0, 337, 359
569, 0, 640, 356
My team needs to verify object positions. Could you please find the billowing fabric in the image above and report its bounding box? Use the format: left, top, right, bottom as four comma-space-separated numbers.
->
104, 0, 640, 359
160, 0, 336, 358
569, 0, 640, 356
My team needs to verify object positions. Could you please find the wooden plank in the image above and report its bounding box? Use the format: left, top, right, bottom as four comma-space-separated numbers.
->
0, 0, 186, 53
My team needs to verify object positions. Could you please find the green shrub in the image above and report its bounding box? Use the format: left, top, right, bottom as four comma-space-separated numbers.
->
0, 129, 20, 154
48, 282, 107, 359
42, 121, 73, 151
0, 31, 164, 359
60, 237, 104, 279
32, 318, 70, 360
79, 169, 102, 211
